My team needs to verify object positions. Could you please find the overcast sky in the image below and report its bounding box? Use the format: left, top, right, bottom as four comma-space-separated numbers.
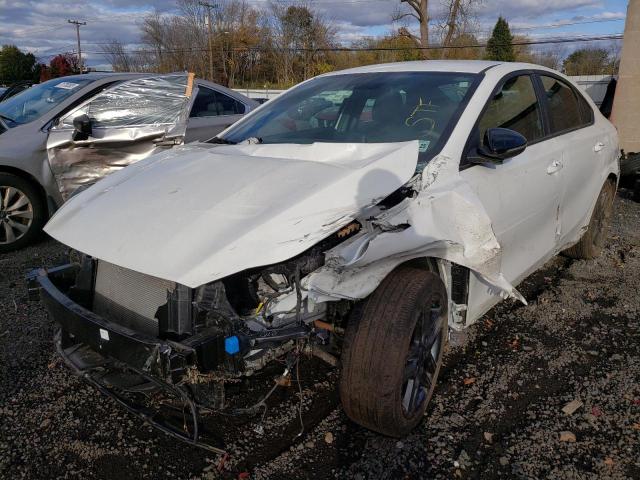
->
0, 0, 628, 70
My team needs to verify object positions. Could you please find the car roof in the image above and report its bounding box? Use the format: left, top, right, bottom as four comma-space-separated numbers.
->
320, 60, 554, 76
49, 72, 147, 82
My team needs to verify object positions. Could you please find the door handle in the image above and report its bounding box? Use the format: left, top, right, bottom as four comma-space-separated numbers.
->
547, 160, 563, 174
594, 142, 605, 152
153, 138, 182, 147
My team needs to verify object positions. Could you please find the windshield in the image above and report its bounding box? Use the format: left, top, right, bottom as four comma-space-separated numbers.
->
0, 77, 92, 127
220, 72, 479, 158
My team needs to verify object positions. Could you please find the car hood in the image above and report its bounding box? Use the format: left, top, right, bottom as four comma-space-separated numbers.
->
44, 141, 419, 287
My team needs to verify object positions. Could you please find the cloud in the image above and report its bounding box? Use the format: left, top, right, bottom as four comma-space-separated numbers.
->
477, 0, 603, 19
0, 0, 624, 67
0, 0, 167, 65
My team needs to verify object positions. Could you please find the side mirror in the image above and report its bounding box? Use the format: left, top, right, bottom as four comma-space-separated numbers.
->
72, 114, 93, 141
470, 128, 527, 165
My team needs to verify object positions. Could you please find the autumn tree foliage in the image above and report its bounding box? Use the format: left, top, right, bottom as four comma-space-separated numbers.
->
97, 0, 620, 87
563, 48, 618, 75
49, 54, 73, 77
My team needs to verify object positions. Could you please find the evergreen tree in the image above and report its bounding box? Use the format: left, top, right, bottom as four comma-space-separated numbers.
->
0, 45, 38, 84
485, 17, 515, 62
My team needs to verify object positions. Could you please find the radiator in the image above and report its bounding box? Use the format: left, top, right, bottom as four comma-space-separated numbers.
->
93, 260, 176, 336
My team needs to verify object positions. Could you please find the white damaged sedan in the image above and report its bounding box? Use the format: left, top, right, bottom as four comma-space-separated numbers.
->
32, 60, 619, 449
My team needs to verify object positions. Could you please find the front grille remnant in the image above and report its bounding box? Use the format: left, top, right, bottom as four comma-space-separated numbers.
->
93, 260, 176, 335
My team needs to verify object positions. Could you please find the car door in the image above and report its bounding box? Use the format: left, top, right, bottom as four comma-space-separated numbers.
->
461, 73, 563, 320
185, 85, 246, 143
536, 73, 608, 244
46, 73, 196, 200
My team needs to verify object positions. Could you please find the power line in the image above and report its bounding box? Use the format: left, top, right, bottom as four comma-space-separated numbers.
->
83, 33, 623, 56
509, 17, 624, 32
75, 16, 626, 49
10, 24, 70, 37
79, 16, 626, 48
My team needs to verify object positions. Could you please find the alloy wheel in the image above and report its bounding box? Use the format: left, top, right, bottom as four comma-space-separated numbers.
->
0, 185, 33, 245
402, 294, 445, 415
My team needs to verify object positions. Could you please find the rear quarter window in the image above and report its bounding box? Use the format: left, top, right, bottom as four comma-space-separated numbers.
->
540, 75, 588, 134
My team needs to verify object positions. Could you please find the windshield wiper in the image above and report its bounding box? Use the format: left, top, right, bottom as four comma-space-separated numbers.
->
0, 113, 16, 124
208, 137, 237, 145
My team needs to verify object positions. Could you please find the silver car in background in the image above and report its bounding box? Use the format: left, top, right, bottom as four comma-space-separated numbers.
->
0, 73, 257, 252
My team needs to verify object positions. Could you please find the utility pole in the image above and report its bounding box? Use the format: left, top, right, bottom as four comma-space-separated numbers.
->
68, 19, 87, 73
198, 2, 218, 81
611, 0, 640, 155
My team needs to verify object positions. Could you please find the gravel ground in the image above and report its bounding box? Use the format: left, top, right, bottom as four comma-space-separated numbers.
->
1, 189, 639, 480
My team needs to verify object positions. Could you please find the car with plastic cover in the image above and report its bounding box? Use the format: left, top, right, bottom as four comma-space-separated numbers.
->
0, 73, 257, 252
30, 60, 619, 450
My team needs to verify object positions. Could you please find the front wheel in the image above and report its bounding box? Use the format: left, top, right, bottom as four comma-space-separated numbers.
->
0, 173, 46, 253
339, 266, 448, 437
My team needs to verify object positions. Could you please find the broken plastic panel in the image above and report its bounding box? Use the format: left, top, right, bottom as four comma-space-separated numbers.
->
77, 74, 193, 128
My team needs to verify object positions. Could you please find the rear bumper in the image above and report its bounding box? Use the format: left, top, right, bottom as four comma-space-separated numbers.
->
28, 265, 194, 382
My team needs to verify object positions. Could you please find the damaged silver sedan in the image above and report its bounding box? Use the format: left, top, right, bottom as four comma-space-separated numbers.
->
31, 60, 619, 451
0, 73, 256, 252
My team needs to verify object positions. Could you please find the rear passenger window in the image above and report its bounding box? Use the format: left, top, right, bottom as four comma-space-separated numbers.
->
190, 87, 246, 117
217, 91, 246, 115
540, 75, 587, 133
478, 75, 543, 144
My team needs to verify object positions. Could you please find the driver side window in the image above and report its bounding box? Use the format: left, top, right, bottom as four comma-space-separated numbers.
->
478, 75, 543, 144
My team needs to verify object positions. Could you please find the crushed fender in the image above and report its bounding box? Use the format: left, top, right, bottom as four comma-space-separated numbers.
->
306, 153, 527, 305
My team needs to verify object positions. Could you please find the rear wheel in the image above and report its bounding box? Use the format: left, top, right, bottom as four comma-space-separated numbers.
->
563, 180, 616, 259
340, 266, 448, 437
0, 173, 46, 253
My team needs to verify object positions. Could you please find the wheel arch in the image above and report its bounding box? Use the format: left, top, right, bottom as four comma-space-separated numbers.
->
0, 165, 50, 216
364, 256, 458, 326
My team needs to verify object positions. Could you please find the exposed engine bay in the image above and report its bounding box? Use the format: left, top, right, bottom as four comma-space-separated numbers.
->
85, 213, 371, 371
40, 217, 373, 417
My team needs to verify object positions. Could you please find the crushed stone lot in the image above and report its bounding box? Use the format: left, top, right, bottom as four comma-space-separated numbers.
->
1, 189, 639, 480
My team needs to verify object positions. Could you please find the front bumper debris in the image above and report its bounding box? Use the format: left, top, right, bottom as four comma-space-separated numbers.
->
28, 265, 225, 453
29, 265, 194, 381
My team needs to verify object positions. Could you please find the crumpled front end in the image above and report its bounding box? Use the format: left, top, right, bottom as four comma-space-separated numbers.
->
36, 139, 529, 451
29, 222, 363, 452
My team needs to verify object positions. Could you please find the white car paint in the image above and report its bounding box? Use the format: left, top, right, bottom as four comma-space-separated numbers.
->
45, 141, 419, 288
44, 60, 620, 330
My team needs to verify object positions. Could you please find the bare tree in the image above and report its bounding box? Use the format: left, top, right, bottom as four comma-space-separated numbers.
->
100, 40, 133, 72
441, 0, 480, 48
268, 2, 336, 85
512, 35, 565, 70
393, 0, 429, 59
211, 0, 264, 86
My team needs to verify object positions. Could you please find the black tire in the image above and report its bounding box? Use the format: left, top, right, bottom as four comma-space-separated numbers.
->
563, 180, 616, 260
339, 266, 448, 437
620, 153, 640, 177
0, 173, 46, 253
